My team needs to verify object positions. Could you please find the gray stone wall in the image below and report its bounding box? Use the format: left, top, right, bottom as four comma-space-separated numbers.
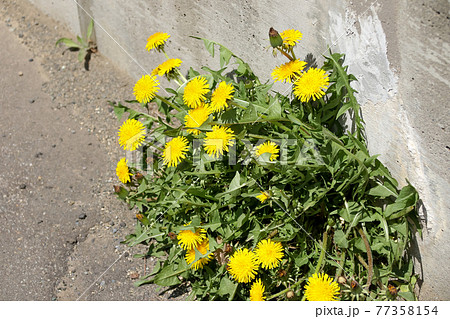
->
27, 0, 449, 300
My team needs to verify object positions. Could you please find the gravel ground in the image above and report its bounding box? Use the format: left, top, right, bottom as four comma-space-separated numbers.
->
0, 0, 187, 300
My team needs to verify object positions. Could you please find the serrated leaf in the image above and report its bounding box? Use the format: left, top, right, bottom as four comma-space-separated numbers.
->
384, 184, 418, 218
334, 229, 349, 249
217, 276, 238, 299
219, 46, 233, 68
153, 263, 188, 287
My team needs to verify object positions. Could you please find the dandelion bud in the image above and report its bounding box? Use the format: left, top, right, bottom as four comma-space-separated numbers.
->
269, 27, 283, 48
286, 290, 295, 299
135, 172, 144, 180
337, 276, 346, 285
351, 280, 359, 289
168, 232, 177, 240
113, 185, 121, 193
387, 284, 398, 296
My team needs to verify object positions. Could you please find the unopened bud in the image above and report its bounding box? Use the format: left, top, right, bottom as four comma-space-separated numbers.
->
337, 276, 346, 285
351, 280, 359, 289
269, 27, 283, 48
136, 214, 144, 221
113, 185, 121, 193
286, 290, 295, 299
135, 172, 144, 180
387, 284, 398, 296
168, 232, 177, 240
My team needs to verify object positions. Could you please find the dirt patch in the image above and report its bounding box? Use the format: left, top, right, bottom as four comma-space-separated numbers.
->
0, 0, 185, 300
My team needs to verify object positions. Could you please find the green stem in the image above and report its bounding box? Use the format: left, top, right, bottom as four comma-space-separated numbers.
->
289, 47, 297, 60
267, 279, 304, 300
176, 68, 187, 83
277, 47, 294, 61
162, 49, 187, 83
155, 94, 184, 113
315, 227, 330, 274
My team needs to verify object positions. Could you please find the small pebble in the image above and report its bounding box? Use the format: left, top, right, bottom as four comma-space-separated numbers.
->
29, 99, 35, 104
109, 221, 115, 226
78, 213, 87, 220
124, 252, 129, 258
18, 71, 23, 76
19, 184, 27, 189
119, 221, 126, 228
100, 280, 105, 287
29, 58, 34, 62
18, 33, 24, 38
112, 228, 118, 234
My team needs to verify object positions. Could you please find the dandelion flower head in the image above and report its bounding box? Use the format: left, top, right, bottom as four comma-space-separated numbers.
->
304, 273, 340, 301
146, 32, 170, 51
133, 75, 160, 104
254, 239, 284, 269
183, 77, 209, 108
293, 68, 329, 103
227, 248, 259, 283
203, 125, 235, 158
116, 158, 132, 184
118, 119, 146, 151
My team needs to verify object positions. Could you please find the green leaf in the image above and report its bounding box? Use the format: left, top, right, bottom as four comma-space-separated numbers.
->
217, 276, 238, 299
227, 171, 241, 192
334, 229, 349, 249
133, 274, 152, 287
398, 291, 416, 301
77, 50, 85, 62
384, 184, 418, 218
368, 182, 398, 198
219, 46, 233, 68
55, 37, 81, 49
203, 39, 215, 57
86, 19, 94, 40
153, 263, 189, 287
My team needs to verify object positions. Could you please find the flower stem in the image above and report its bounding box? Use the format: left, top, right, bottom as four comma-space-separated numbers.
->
267, 279, 305, 300
277, 47, 294, 61
315, 226, 330, 274
155, 94, 184, 113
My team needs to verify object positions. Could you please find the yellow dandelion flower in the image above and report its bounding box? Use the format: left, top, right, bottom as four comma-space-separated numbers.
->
162, 136, 189, 167
256, 191, 270, 203
254, 239, 284, 269
146, 32, 170, 51
255, 141, 279, 161
152, 58, 182, 77
280, 29, 303, 48
293, 68, 329, 103
304, 273, 340, 301
183, 77, 209, 108
118, 119, 146, 151
177, 227, 207, 250
203, 125, 235, 158
184, 104, 212, 135
133, 75, 160, 103
185, 238, 214, 270
116, 158, 132, 184
271, 60, 307, 83
250, 279, 266, 301
210, 81, 235, 112
227, 248, 259, 283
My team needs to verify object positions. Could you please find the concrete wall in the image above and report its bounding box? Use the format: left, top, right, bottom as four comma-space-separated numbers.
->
27, 0, 449, 300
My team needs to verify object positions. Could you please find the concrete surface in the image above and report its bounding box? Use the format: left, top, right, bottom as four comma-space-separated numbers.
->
0, 0, 188, 300
6, 0, 450, 300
